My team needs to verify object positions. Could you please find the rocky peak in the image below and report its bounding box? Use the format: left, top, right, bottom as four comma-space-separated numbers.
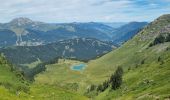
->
133, 14, 170, 43
10, 17, 34, 26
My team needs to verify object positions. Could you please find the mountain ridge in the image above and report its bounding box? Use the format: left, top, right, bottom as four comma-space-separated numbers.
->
0, 17, 147, 47
0, 38, 116, 64
112, 21, 148, 44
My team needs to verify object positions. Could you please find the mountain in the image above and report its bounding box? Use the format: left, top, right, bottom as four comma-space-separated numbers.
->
0, 18, 116, 47
102, 22, 127, 28
112, 22, 148, 45
0, 18, 148, 48
0, 29, 17, 47
84, 14, 170, 99
0, 38, 116, 64
0, 14, 169, 100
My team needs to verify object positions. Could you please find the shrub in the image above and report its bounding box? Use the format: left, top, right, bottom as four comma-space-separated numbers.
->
149, 33, 170, 47
141, 59, 145, 64
165, 34, 170, 42
97, 84, 103, 92
158, 56, 161, 62
89, 84, 96, 92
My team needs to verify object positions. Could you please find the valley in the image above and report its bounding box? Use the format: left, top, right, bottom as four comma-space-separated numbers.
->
0, 9, 169, 100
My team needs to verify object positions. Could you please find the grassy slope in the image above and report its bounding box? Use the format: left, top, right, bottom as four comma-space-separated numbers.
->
21, 59, 41, 69
35, 59, 89, 94
32, 59, 88, 99
0, 56, 88, 100
0, 55, 29, 100
33, 43, 170, 100
84, 14, 170, 99
0, 84, 88, 100
0, 55, 29, 91
84, 14, 170, 82
28, 83, 88, 100
95, 43, 170, 100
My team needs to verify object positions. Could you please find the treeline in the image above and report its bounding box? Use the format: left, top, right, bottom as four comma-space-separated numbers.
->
18, 57, 61, 81
14, 56, 89, 81
86, 67, 123, 96
64, 53, 109, 63
0, 38, 113, 65
149, 33, 170, 47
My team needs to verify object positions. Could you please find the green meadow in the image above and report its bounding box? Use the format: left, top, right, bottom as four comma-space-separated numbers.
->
0, 14, 170, 100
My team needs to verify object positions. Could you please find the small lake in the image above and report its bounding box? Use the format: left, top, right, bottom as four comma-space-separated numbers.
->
71, 64, 86, 71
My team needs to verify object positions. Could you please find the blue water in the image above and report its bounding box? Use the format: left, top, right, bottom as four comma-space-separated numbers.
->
71, 64, 86, 71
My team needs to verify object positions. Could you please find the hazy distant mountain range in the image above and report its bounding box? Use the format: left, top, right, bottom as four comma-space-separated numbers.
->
0, 17, 147, 47
102, 22, 128, 28
112, 22, 148, 44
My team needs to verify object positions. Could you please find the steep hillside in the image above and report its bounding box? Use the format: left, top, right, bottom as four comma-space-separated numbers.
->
0, 38, 116, 64
0, 54, 29, 93
94, 48, 170, 100
85, 14, 169, 78
112, 22, 148, 45
84, 14, 170, 99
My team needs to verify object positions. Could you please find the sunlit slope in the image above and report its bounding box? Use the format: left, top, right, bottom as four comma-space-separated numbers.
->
0, 54, 30, 99
0, 84, 88, 100
95, 43, 170, 100
0, 55, 28, 93
35, 60, 84, 82
35, 59, 88, 92
28, 83, 88, 100
34, 59, 89, 99
0, 56, 88, 100
85, 14, 170, 83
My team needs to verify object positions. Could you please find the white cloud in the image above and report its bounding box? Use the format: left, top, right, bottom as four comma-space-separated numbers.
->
0, 0, 169, 23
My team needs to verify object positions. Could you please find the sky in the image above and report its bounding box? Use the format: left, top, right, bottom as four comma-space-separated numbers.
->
0, 0, 170, 23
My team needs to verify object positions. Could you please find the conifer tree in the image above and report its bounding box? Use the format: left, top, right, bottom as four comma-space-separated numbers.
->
110, 67, 123, 90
